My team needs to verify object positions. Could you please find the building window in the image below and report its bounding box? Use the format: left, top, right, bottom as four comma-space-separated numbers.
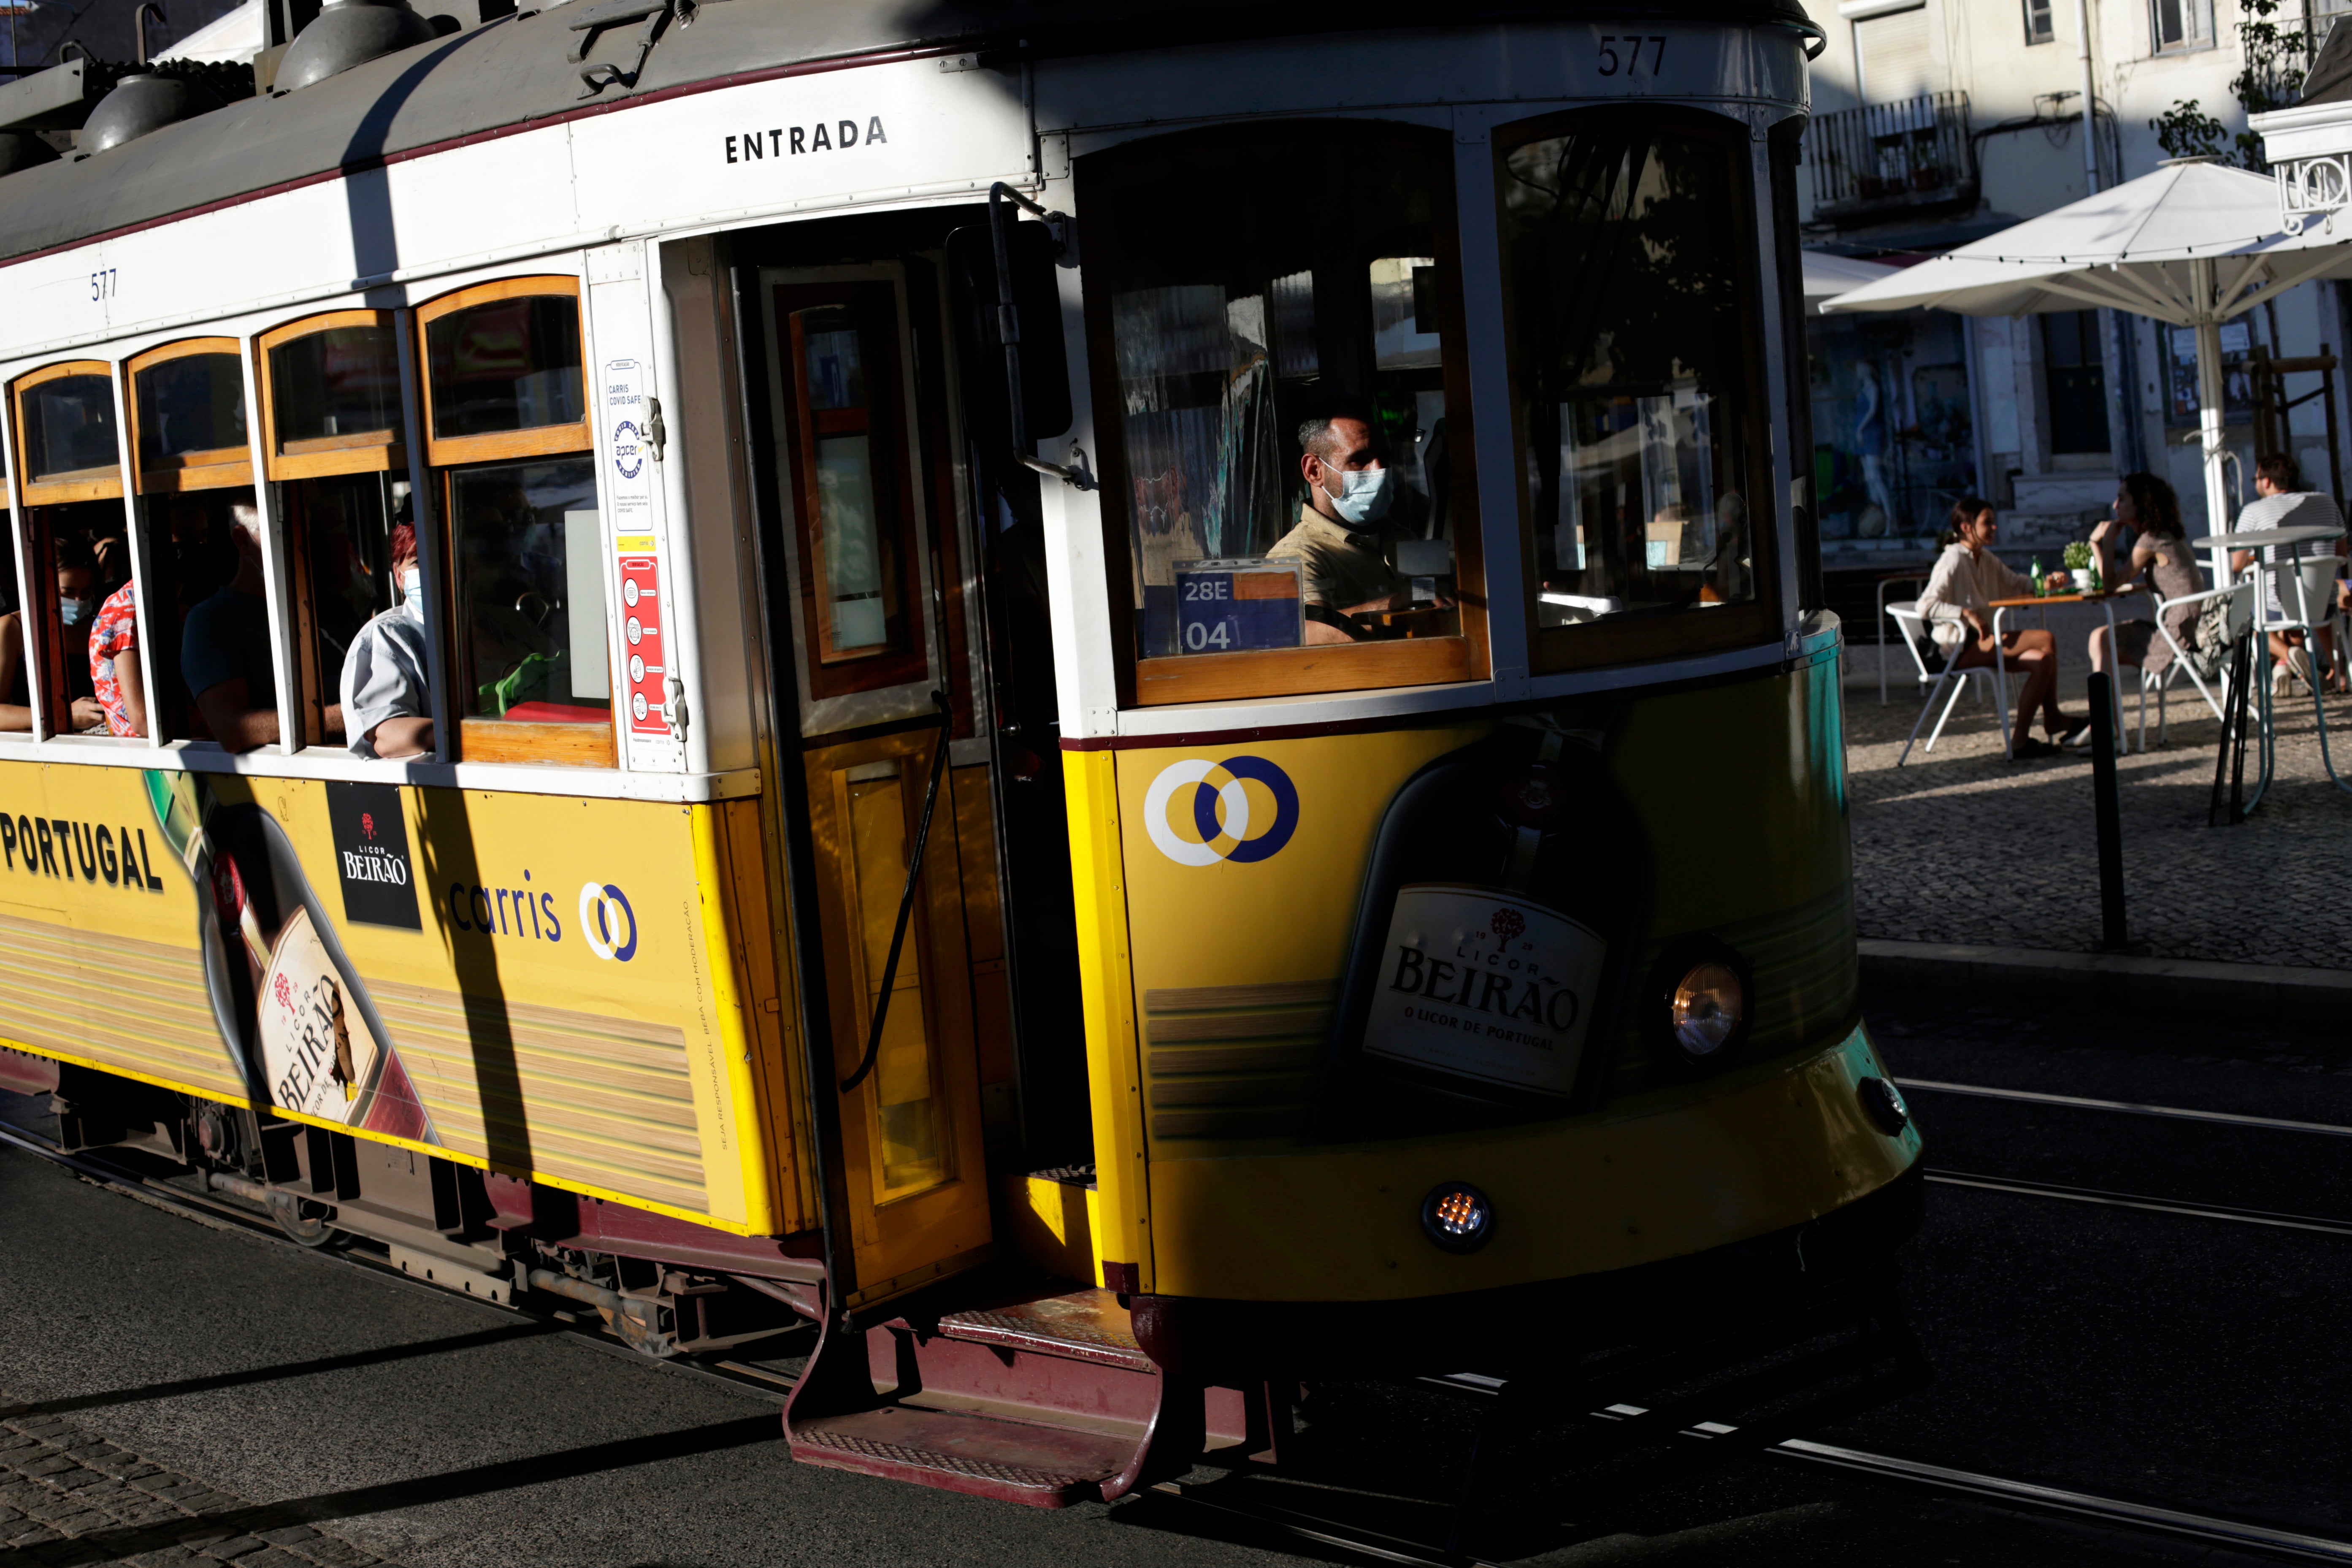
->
2152, 0, 2216, 51
2024, 0, 2054, 44
2043, 311, 2112, 456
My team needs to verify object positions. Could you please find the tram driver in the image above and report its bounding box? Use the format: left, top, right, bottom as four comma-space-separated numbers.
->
339, 523, 434, 760
1268, 405, 1420, 644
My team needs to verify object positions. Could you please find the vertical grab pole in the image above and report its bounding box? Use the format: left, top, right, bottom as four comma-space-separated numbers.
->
2087, 672, 2127, 949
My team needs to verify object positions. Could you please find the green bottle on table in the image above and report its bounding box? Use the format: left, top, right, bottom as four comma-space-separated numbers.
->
2030, 557, 2045, 596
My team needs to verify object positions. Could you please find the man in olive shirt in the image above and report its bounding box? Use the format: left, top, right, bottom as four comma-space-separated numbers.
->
1267, 409, 1411, 644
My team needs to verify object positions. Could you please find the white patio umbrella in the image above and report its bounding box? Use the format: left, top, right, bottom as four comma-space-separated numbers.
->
1800, 249, 1899, 313
1819, 158, 2352, 531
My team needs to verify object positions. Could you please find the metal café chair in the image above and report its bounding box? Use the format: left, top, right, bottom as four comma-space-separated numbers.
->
2117, 583, 2240, 752
2258, 553, 2352, 799
1889, 602, 2016, 766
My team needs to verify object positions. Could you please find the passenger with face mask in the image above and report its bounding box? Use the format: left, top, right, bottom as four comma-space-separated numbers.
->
0, 540, 111, 733
339, 522, 434, 759
1267, 408, 1414, 644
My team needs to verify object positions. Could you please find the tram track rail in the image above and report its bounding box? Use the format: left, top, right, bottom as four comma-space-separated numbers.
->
14, 1114, 2352, 1568
1896, 1078, 2352, 1140
0, 1119, 809, 1405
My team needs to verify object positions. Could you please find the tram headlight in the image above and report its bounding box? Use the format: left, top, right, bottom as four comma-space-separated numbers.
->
1648, 939, 1753, 1071
1420, 1181, 1493, 1254
1857, 1076, 1910, 1136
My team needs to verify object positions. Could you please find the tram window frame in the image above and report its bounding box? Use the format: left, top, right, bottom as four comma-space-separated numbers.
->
125, 338, 252, 495
415, 275, 591, 470
771, 279, 933, 699
12, 360, 125, 507
1492, 106, 1781, 676
257, 309, 408, 481
1073, 118, 1490, 708
259, 309, 419, 754
417, 278, 615, 768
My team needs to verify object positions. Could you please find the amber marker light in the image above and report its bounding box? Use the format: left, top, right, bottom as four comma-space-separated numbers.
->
1670, 961, 1746, 1061
1647, 937, 1754, 1072
1421, 1181, 1493, 1254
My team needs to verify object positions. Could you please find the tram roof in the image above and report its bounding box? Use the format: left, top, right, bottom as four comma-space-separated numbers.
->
0, 0, 1808, 267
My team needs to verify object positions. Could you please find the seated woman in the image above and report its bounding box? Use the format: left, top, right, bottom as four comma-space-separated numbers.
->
1917, 496, 2087, 760
2085, 473, 2204, 736
339, 523, 433, 759
0, 541, 112, 734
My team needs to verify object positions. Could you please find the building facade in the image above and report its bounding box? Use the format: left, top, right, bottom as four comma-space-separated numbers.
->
1803, 0, 2352, 575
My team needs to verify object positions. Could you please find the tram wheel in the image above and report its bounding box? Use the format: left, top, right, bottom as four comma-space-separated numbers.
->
267, 1191, 353, 1250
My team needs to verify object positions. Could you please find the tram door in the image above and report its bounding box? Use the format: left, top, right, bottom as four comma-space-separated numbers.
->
763, 265, 996, 1306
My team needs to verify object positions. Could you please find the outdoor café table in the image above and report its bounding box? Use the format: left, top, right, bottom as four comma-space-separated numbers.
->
1987, 585, 2140, 759
2188, 522, 2352, 806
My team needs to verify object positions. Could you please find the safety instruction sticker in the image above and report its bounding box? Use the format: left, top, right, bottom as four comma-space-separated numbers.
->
619, 554, 668, 736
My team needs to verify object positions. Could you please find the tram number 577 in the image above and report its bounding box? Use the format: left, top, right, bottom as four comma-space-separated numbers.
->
89, 268, 119, 301
1597, 35, 1667, 77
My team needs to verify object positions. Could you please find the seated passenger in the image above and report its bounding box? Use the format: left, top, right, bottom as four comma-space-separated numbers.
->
89, 577, 144, 737
1917, 496, 2088, 761
1267, 406, 1410, 645
0, 544, 111, 734
183, 504, 309, 751
340, 524, 434, 760
2085, 474, 2203, 730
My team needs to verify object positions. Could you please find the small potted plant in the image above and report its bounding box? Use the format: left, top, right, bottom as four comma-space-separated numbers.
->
2062, 540, 2099, 594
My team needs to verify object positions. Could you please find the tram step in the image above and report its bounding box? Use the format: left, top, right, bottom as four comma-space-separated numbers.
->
790, 1406, 1138, 1507
935, 1285, 1150, 1372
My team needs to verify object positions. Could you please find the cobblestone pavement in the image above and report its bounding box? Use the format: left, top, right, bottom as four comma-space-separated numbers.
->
0, 1403, 394, 1567
1843, 666, 2352, 967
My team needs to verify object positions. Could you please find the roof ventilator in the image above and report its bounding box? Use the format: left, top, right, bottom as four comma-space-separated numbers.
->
274, 0, 442, 95
567, 0, 721, 100
79, 70, 225, 155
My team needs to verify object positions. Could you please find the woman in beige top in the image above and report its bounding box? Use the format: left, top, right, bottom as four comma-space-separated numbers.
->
1916, 496, 2088, 759
2087, 472, 2203, 707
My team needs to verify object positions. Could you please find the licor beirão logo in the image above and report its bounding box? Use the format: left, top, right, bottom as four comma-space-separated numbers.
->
1142, 755, 1299, 866
578, 882, 639, 961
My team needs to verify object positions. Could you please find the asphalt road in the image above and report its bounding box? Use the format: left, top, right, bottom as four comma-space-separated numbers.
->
4, 981, 2349, 1567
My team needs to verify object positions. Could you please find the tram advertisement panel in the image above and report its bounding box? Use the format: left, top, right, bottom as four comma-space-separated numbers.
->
0, 760, 769, 1228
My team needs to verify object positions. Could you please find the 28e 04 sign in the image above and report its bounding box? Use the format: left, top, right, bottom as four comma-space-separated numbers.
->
1173, 558, 1302, 653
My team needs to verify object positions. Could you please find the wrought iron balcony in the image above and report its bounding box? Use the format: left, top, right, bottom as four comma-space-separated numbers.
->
1808, 92, 1978, 226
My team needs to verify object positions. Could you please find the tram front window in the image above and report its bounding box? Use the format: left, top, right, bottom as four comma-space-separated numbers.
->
447, 458, 613, 763
1082, 120, 1478, 695
1498, 114, 1771, 664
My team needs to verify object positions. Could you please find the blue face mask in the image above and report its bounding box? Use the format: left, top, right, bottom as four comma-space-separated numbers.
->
58, 597, 90, 627
1321, 463, 1394, 529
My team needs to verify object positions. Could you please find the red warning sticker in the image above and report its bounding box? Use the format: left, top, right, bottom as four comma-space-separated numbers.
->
618, 555, 668, 736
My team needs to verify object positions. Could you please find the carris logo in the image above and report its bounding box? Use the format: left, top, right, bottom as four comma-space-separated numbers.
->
579, 882, 638, 962
1142, 755, 1299, 866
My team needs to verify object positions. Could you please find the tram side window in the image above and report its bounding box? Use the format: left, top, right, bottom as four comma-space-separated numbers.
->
1497, 111, 1775, 669
1078, 121, 1480, 699
420, 281, 609, 766
446, 459, 610, 761
425, 295, 584, 438
9, 365, 136, 739
0, 506, 127, 735
260, 315, 428, 757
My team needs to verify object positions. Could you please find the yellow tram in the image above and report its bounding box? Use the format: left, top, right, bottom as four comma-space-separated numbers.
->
0, 0, 1920, 1505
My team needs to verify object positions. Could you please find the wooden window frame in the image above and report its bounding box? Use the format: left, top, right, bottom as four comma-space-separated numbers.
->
415, 276, 591, 469
1075, 120, 1490, 709
11, 361, 124, 506
442, 455, 614, 769
257, 309, 409, 482
773, 279, 933, 701
1494, 105, 1783, 678
125, 338, 252, 495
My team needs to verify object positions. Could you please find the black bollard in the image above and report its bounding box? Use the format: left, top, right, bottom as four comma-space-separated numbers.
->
2088, 673, 2128, 950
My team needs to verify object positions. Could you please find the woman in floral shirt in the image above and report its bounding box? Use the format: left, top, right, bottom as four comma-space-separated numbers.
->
89, 581, 144, 737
